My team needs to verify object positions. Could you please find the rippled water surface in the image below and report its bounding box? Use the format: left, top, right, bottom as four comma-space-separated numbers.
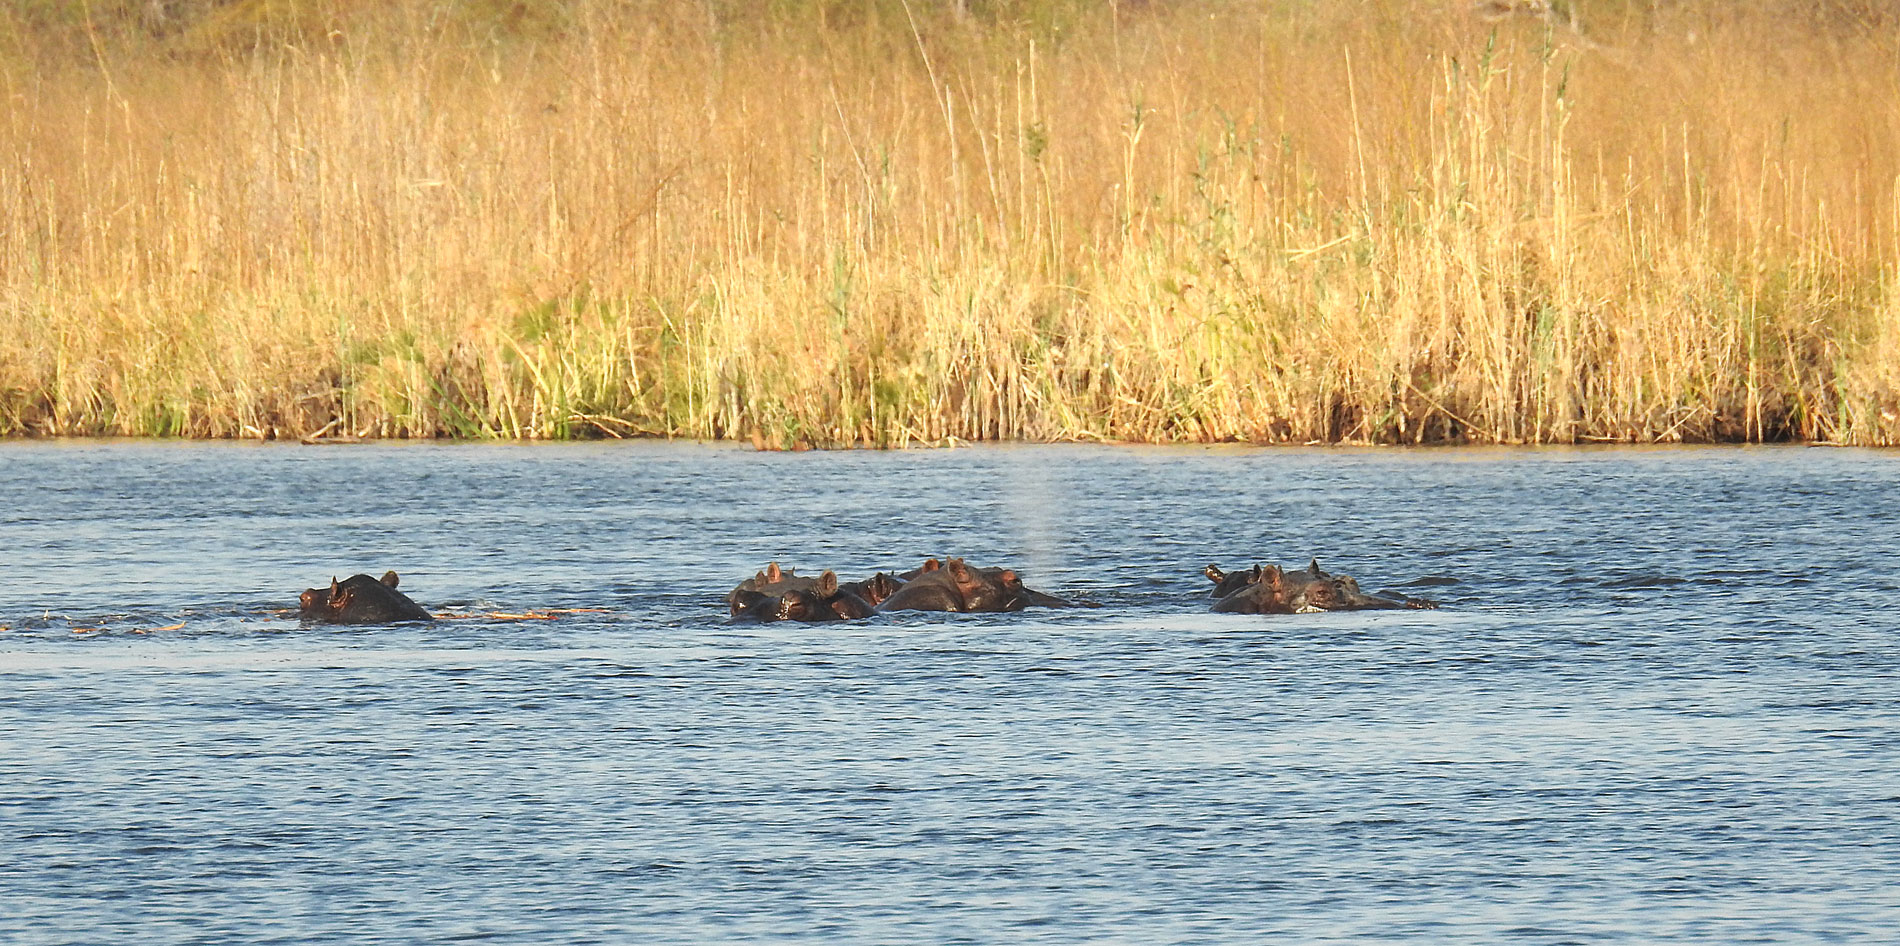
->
3, 442, 1898, 944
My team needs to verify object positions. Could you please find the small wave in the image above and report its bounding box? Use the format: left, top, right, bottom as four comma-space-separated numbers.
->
1601, 575, 1690, 589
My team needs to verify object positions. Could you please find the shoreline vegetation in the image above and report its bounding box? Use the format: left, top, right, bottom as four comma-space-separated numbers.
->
4, 0, 1899, 447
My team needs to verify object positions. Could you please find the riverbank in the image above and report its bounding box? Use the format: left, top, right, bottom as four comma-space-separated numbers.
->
5, 0, 1898, 446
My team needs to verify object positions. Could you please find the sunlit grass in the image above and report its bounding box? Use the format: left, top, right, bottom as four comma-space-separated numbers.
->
4, 0, 1898, 445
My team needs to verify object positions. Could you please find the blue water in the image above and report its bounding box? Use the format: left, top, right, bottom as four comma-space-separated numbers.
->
2, 442, 1897, 944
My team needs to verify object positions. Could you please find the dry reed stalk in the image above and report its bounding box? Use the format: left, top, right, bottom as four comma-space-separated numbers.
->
1, 0, 1897, 445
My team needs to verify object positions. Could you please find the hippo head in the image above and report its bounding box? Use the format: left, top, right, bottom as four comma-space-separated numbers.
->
853, 572, 904, 606
299, 571, 433, 624
1205, 563, 1264, 599
957, 562, 1031, 612
989, 569, 1031, 611
910, 558, 987, 610
1297, 573, 1371, 612
941, 559, 982, 596
772, 572, 830, 620
297, 576, 348, 619
731, 589, 780, 620
1253, 564, 1304, 613
306, 571, 403, 617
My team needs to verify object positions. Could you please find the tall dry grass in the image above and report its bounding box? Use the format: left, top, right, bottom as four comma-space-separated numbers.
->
3, 0, 1899, 445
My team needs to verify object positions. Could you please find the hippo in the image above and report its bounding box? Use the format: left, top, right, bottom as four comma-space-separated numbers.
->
879, 558, 1078, 612
1208, 559, 1439, 613
1204, 564, 1265, 600
879, 558, 1007, 612
730, 588, 790, 621
299, 571, 434, 624
839, 572, 905, 607
976, 566, 1082, 608
1301, 571, 1440, 611
1282, 559, 1439, 611
786, 571, 878, 621
727, 562, 823, 616
1210, 564, 1297, 614
730, 567, 875, 623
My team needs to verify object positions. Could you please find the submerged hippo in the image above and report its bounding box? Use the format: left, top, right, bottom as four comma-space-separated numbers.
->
879, 558, 1004, 612
1207, 559, 1439, 613
299, 570, 434, 624
782, 571, 878, 621
879, 557, 1079, 612
1209, 564, 1296, 614
729, 566, 876, 623
839, 572, 905, 607
727, 562, 820, 616
1283, 559, 1440, 611
977, 565, 1080, 609
1204, 564, 1265, 600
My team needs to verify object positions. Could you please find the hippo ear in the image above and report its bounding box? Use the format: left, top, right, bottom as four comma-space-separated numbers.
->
1263, 564, 1283, 583
1310, 558, 1325, 577
330, 577, 341, 596
921, 558, 941, 573
766, 562, 783, 582
946, 558, 969, 579
818, 570, 838, 595
381, 570, 400, 588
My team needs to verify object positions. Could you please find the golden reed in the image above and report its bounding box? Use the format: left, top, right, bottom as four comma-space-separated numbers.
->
3, 0, 1898, 446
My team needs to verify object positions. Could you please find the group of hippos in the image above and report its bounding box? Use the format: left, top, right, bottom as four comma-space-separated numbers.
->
296, 557, 1440, 625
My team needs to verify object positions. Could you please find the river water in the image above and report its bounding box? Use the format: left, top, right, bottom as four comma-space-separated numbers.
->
2, 442, 1896, 944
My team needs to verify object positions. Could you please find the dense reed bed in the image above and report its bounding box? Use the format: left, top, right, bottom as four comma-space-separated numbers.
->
4, 0, 1898, 445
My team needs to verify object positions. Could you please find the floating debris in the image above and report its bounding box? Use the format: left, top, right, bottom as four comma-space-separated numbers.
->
433, 608, 611, 622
